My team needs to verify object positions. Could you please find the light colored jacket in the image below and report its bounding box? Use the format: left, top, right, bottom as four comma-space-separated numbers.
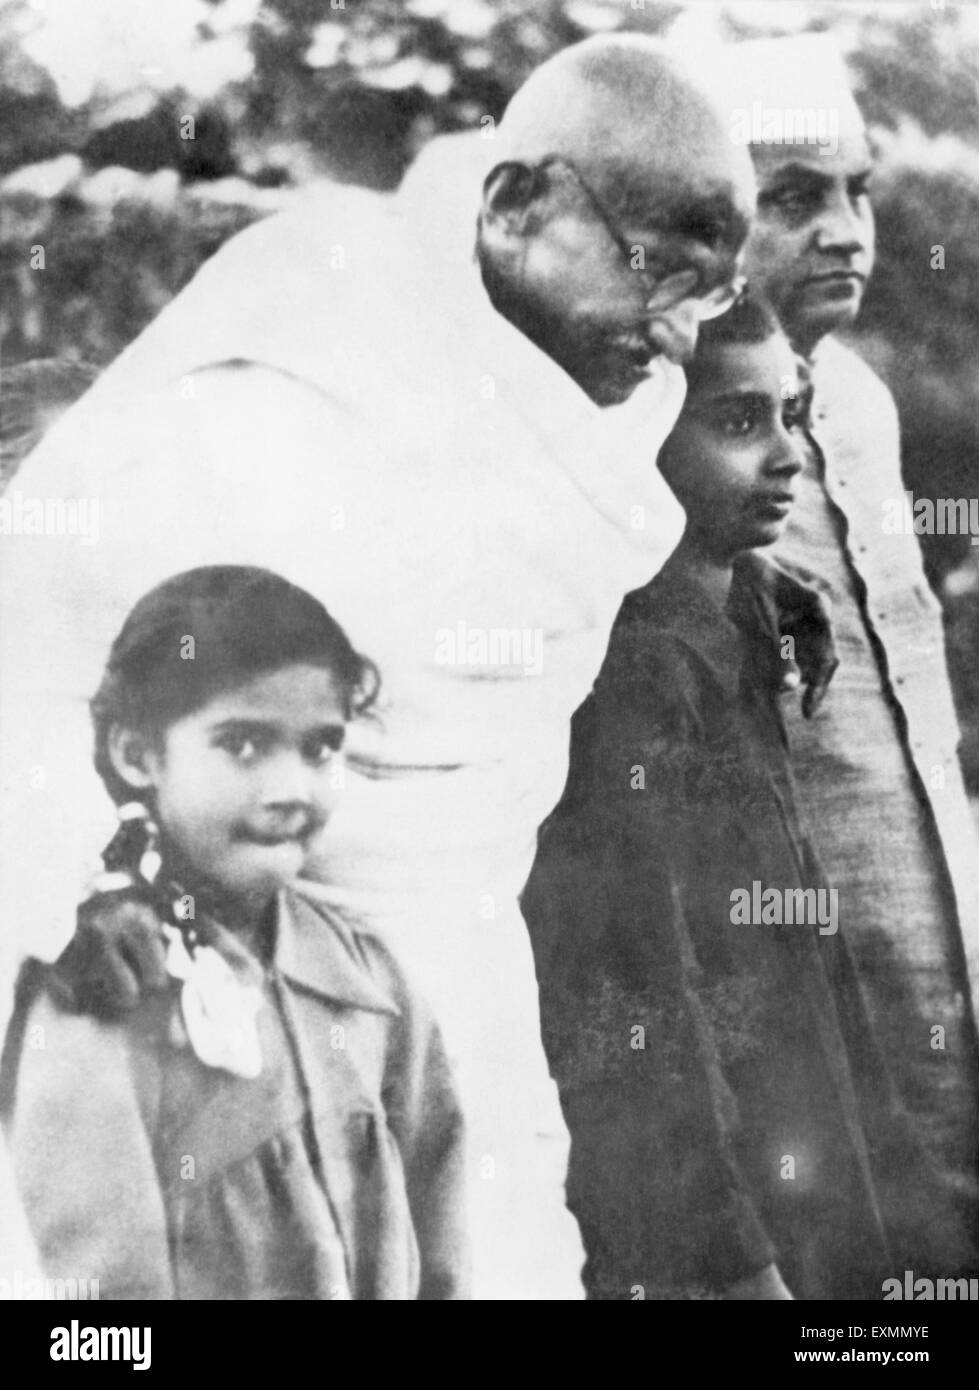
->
3, 888, 469, 1300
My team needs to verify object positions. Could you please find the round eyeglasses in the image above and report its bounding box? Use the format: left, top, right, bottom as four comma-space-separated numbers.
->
643, 268, 747, 321
544, 155, 746, 322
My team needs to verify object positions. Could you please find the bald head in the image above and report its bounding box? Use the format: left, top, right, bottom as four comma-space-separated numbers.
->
476, 34, 757, 404
497, 33, 756, 238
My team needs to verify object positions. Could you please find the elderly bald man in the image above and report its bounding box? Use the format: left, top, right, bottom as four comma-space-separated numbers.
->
0, 36, 753, 1299
725, 36, 979, 1278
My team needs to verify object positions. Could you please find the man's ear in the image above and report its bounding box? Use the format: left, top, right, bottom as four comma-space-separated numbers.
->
106, 724, 160, 794
480, 160, 546, 235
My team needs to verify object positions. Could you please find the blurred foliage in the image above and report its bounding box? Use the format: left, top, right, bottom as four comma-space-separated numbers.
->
2, 0, 979, 779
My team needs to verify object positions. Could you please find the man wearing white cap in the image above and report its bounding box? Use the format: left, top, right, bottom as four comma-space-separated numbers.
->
0, 35, 754, 1298
720, 33, 979, 1274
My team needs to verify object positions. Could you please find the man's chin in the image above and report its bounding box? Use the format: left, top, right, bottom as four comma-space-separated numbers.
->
790, 298, 863, 351
588, 367, 649, 408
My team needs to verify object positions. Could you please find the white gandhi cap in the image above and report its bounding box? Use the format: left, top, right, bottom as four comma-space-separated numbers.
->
711, 33, 866, 144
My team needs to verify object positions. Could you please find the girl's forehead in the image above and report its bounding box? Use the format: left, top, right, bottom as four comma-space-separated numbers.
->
687, 334, 794, 396
192, 664, 347, 722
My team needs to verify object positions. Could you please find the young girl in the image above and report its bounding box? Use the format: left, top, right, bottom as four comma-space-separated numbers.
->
522, 293, 966, 1300
1, 565, 469, 1300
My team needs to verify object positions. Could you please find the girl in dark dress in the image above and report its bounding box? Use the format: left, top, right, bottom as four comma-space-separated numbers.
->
522, 294, 966, 1300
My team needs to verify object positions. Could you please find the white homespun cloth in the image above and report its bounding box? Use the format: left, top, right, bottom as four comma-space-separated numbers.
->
0, 140, 686, 1299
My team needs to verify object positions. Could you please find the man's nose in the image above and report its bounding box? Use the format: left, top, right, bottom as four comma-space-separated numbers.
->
645, 300, 701, 365
813, 191, 868, 257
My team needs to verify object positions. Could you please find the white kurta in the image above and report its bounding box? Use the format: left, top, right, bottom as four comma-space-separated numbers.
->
0, 172, 686, 1298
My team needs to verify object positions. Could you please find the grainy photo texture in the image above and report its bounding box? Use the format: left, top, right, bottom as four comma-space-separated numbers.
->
0, 0, 978, 1313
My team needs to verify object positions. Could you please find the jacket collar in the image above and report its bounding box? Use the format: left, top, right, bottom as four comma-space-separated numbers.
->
275, 887, 401, 1016
203, 886, 400, 1017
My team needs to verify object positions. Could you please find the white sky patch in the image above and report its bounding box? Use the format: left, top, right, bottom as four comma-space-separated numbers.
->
20, 0, 259, 106
405, 0, 497, 43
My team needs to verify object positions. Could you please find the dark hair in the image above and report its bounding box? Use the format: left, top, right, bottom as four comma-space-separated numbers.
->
92, 565, 380, 804
682, 288, 785, 387
696, 286, 782, 349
